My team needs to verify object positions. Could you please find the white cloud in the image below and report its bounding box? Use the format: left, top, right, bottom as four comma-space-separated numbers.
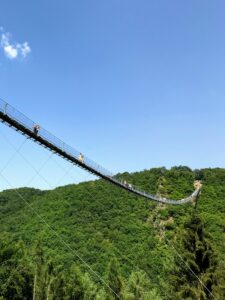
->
17, 42, 31, 57
1, 33, 10, 47
4, 45, 18, 59
0, 28, 31, 60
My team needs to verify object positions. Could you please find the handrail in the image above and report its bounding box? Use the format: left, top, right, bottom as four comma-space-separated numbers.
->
0, 98, 202, 205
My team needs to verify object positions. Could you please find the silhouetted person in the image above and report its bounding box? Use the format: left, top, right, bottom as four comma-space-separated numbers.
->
33, 124, 40, 135
78, 153, 84, 163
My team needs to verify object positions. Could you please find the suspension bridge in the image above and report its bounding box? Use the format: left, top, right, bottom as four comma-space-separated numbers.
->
0, 98, 202, 205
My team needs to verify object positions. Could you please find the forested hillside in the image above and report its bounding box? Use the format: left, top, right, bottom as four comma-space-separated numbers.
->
0, 166, 224, 299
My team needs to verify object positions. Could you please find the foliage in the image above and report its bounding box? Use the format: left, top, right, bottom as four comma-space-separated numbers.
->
0, 167, 224, 299
170, 213, 222, 299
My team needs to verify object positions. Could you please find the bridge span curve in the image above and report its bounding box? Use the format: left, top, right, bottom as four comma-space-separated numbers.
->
0, 98, 201, 205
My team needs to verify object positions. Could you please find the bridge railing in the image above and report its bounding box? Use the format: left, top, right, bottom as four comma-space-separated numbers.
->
0, 98, 114, 179
0, 98, 161, 194
0, 98, 200, 204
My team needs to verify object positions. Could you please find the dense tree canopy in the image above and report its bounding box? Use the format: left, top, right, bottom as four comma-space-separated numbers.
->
0, 167, 224, 299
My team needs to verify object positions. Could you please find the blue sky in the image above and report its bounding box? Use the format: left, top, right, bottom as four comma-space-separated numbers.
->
0, 0, 225, 190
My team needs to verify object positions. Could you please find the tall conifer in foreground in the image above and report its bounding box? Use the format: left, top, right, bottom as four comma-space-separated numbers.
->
106, 257, 123, 300
170, 213, 217, 299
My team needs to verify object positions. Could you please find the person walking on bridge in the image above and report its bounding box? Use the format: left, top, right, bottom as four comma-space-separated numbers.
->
33, 124, 40, 135
78, 153, 84, 163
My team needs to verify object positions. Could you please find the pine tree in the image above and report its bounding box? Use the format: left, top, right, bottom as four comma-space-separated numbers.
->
0, 238, 33, 300
51, 271, 66, 300
64, 264, 84, 300
82, 273, 98, 300
170, 213, 217, 299
106, 257, 123, 300
33, 240, 51, 300
96, 289, 107, 300
33, 240, 46, 300
212, 263, 225, 299
123, 270, 162, 300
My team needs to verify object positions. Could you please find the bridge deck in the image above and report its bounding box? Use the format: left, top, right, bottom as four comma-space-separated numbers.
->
0, 98, 201, 205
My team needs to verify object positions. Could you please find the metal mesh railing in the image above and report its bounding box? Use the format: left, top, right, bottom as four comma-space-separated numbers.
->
0, 98, 114, 178
0, 98, 201, 205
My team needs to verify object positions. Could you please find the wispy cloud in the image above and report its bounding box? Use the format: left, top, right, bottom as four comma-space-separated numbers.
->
0, 28, 31, 60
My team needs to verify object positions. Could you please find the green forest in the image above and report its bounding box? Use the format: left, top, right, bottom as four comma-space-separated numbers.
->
0, 166, 225, 299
